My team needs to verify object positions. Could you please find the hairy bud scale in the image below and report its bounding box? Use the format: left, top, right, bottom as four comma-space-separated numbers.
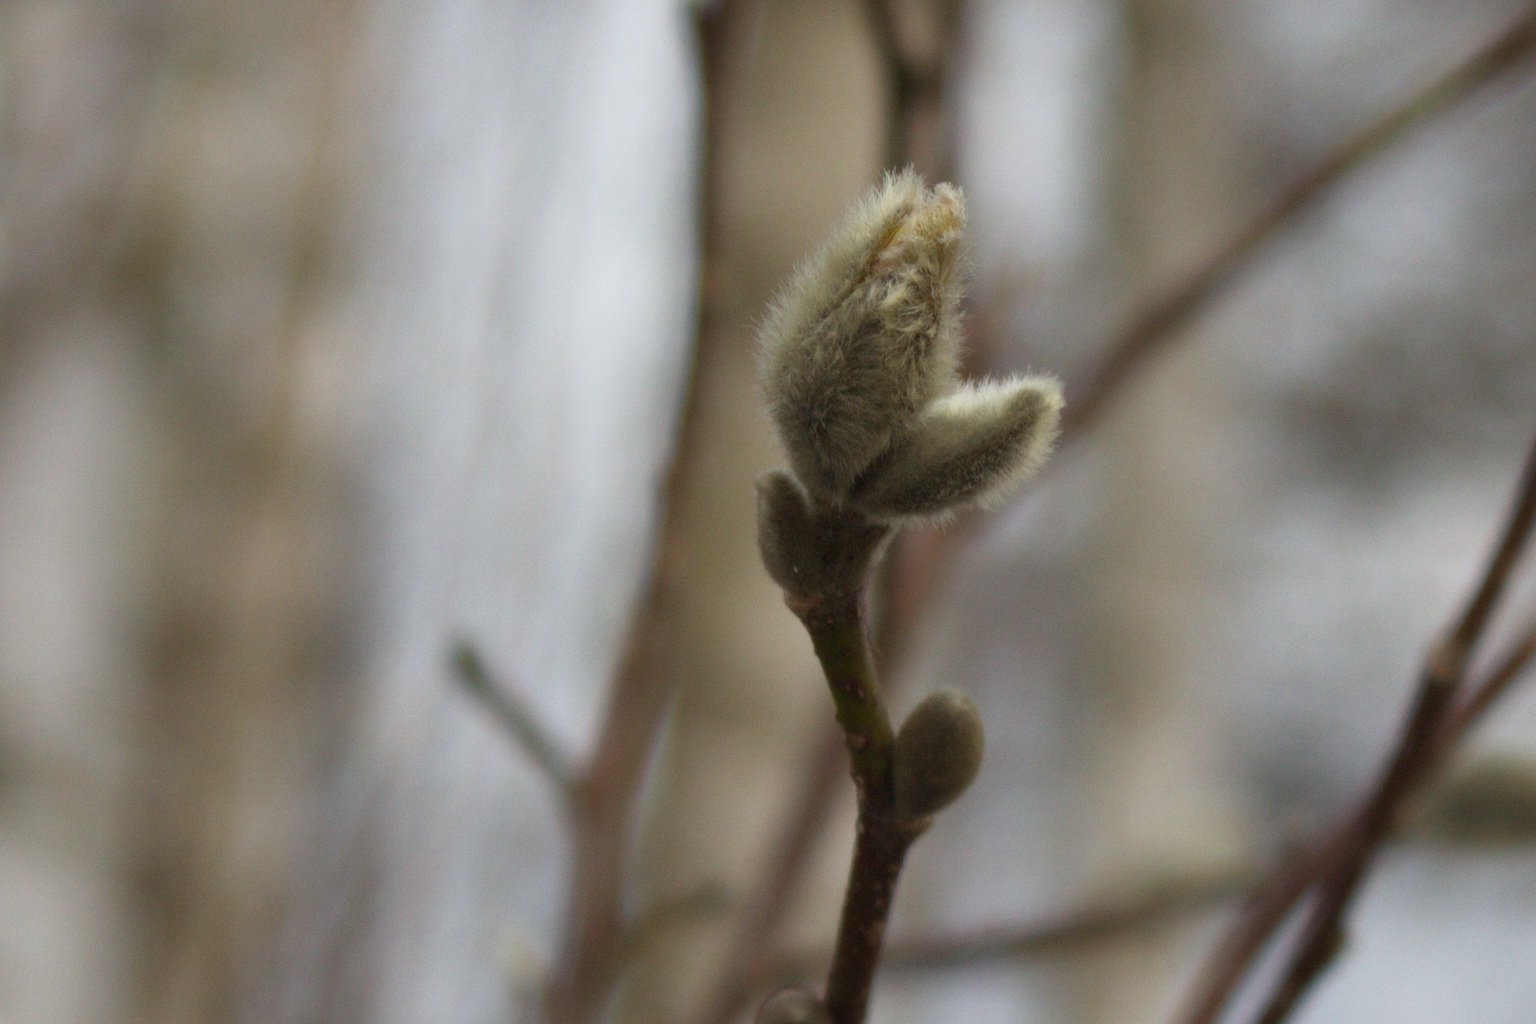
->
757, 170, 1062, 524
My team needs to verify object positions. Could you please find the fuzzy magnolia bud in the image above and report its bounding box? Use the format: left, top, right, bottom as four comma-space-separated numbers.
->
851, 377, 1062, 522
893, 688, 984, 820
760, 170, 964, 500
756, 988, 831, 1024
757, 171, 1062, 524
756, 470, 891, 601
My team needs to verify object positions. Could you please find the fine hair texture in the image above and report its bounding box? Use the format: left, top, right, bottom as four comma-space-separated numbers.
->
758, 170, 1062, 524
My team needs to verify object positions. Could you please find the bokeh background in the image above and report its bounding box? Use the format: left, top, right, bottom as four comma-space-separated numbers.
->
4, 1, 1536, 1023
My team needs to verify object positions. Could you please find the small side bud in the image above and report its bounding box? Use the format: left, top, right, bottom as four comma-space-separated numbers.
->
851, 376, 1063, 523
759, 171, 966, 499
756, 470, 893, 603
756, 988, 831, 1024
893, 688, 984, 820
756, 469, 818, 594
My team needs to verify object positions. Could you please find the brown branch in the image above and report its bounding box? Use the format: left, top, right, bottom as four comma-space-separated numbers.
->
1063, 5, 1536, 439
773, 870, 1253, 980
1442, 615, 1536, 744
1244, 422, 1536, 1024
692, 726, 845, 1024
450, 640, 575, 803
1247, 673, 1454, 1024
791, 591, 916, 1024
1176, 420, 1536, 1024
857, 0, 924, 170
1246, 644, 1536, 1024
541, 4, 758, 1024
824, 810, 924, 1024
857, 0, 962, 175
1442, 417, 1536, 668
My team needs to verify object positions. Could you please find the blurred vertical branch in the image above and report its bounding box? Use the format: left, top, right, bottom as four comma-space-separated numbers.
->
542, 4, 758, 1023
858, 0, 965, 173
0, 7, 177, 1022
451, 642, 576, 803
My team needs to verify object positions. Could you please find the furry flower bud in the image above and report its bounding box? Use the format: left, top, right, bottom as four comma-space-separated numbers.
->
851, 376, 1062, 522
757, 171, 1063, 525
760, 170, 965, 500
893, 688, 984, 820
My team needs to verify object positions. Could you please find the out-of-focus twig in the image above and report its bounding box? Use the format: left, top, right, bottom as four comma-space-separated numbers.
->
540, 4, 758, 1024
1443, 616, 1536, 743
858, 0, 924, 170
1246, 421, 1536, 1024
692, 727, 844, 1024
1063, 5, 1536, 439
1245, 675, 1452, 1024
1176, 420, 1536, 1024
774, 870, 1253, 980
450, 640, 575, 803
1437, 411, 1536, 672
857, 0, 964, 174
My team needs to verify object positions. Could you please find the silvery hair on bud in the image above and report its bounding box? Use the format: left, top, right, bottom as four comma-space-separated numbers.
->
759, 170, 966, 500
850, 375, 1063, 523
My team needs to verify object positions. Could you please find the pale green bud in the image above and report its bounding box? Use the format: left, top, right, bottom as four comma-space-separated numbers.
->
759, 170, 965, 500
893, 688, 984, 820
756, 988, 831, 1024
756, 470, 892, 601
850, 375, 1063, 523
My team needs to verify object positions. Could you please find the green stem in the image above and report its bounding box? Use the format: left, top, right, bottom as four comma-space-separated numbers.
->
799, 595, 895, 808
795, 592, 923, 1024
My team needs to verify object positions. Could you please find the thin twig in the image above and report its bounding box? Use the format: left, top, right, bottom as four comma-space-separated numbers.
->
1247, 673, 1454, 1024
774, 870, 1253, 980
692, 727, 844, 1024
1443, 615, 1536, 743
541, 4, 757, 1023
824, 811, 924, 1024
794, 594, 898, 801
1063, 6, 1536, 439
1245, 422, 1536, 1024
857, 0, 922, 170
1178, 420, 1536, 1024
450, 640, 575, 802
1442, 417, 1536, 666
792, 590, 922, 1024
857, 0, 958, 174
